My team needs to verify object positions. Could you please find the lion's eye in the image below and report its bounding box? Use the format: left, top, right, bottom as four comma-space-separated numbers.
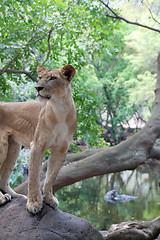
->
49, 76, 57, 81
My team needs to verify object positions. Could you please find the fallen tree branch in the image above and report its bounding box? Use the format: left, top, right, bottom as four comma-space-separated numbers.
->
100, 216, 160, 240
64, 148, 105, 165
66, 145, 160, 165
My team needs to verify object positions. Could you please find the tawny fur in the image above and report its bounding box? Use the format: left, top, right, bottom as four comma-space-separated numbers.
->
0, 64, 77, 213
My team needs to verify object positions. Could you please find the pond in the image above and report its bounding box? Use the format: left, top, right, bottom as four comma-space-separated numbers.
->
56, 160, 160, 232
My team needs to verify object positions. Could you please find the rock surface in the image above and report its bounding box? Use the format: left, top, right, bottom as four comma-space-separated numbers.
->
100, 218, 160, 240
0, 198, 104, 240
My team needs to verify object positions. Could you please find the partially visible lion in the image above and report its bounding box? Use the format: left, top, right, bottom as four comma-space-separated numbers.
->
0, 64, 77, 214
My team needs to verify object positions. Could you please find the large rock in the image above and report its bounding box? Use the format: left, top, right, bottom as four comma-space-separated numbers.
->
0, 198, 104, 240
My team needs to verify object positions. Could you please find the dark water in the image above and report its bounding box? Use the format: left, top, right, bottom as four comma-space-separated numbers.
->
56, 160, 160, 231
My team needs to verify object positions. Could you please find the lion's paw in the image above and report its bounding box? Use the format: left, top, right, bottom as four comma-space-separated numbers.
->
26, 199, 43, 214
0, 193, 11, 205
44, 195, 59, 209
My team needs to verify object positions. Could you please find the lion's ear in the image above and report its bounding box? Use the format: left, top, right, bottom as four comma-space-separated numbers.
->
37, 65, 47, 77
60, 65, 76, 82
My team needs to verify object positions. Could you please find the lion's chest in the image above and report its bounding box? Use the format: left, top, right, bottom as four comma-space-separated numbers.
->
51, 122, 68, 145
43, 103, 72, 148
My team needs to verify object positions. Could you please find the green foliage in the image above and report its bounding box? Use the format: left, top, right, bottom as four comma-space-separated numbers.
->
9, 151, 28, 188
127, 71, 157, 119
73, 73, 106, 148
0, 80, 35, 102
0, 0, 122, 83
44, 148, 51, 161
87, 48, 136, 145
117, 0, 160, 120
125, 26, 160, 74
0, 0, 124, 147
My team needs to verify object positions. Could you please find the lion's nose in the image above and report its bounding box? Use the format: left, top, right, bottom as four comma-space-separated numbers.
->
35, 86, 44, 92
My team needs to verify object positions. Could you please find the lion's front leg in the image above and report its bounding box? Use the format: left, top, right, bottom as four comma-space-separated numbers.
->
43, 147, 67, 209
26, 143, 44, 214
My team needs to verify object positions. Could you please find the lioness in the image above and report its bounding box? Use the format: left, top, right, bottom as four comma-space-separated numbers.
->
0, 64, 77, 214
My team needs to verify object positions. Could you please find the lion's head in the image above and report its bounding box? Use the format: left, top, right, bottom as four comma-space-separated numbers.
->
35, 64, 76, 101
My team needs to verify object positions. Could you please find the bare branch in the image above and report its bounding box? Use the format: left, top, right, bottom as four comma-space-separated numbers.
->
98, 0, 160, 33
0, 52, 21, 75
42, 26, 54, 65
0, 33, 37, 77
142, 0, 160, 26
0, 28, 54, 81
0, 69, 37, 82
61, 0, 80, 15
27, 30, 51, 46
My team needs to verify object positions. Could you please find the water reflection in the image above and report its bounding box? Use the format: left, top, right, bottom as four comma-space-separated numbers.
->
56, 160, 160, 231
